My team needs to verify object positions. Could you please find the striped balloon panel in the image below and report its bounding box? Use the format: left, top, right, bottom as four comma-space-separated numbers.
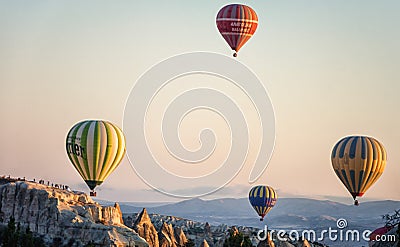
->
249, 185, 277, 217
331, 136, 386, 198
216, 4, 258, 52
66, 120, 126, 190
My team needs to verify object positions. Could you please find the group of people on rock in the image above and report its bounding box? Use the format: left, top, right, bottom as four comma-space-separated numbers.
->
34, 178, 71, 191
1, 175, 71, 192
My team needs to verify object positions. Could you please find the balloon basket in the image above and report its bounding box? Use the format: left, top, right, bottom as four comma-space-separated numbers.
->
233, 52, 237, 57
90, 191, 97, 197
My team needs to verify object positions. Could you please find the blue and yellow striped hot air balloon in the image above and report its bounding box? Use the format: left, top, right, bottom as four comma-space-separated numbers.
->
331, 136, 387, 205
249, 185, 277, 221
66, 120, 126, 196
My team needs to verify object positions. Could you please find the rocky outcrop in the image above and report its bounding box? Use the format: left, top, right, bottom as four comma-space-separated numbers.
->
0, 180, 148, 247
159, 222, 178, 247
174, 227, 187, 246
258, 241, 273, 247
124, 212, 330, 247
126, 213, 260, 247
146, 214, 197, 231
131, 210, 187, 247
200, 239, 210, 247
230, 226, 239, 236
277, 243, 296, 247
204, 222, 212, 238
296, 239, 311, 247
134, 208, 160, 247
257, 232, 275, 247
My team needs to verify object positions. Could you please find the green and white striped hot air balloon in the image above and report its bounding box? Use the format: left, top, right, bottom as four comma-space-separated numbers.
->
66, 120, 126, 196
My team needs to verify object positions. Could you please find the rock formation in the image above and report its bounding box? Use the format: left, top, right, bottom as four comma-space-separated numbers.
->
131, 209, 188, 247
174, 227, 188, 246
204, 222, 212, 238
257, 232, 275, 247
159, 222, 178, 247
277, 242, 296, 247
0, 180, 148, 247
297, 239, 311, 247
230, 226, 240, 236
133, 208, 160, 247
200, 239, 210, 247
124, 215, 134, 228
124, 206, 329, 247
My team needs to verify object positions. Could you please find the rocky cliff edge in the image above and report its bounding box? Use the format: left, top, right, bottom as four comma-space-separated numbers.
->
0, 179, 148, 247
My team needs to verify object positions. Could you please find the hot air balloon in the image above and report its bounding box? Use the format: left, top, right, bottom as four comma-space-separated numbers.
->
331, 136, 386, 205
370, 226, 394, 242
66, 120, 126, 196
216, 4, 258, 57
249, 185, 277, 221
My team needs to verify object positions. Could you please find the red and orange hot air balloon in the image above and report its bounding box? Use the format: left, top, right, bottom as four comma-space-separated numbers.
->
216, 4, 258, 57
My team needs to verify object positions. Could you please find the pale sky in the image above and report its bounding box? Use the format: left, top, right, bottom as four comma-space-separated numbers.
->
1, 0, 399, 203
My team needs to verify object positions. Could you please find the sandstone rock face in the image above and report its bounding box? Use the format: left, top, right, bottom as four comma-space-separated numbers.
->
277, 242, 296, 247
125, 209, 328, 247
159, 222, 178, 247
0, 180, 148, 247
297, 239, 311, 247
204, 222, 212, 238
134, 208, 160, 247
200, 239, 210, 247
131, 210, 187, 247
257, 232, 275, 247
142, 214, 197, 232
230, 226, 239, 236
126, 213, 260, 247
174, 227, 188, 247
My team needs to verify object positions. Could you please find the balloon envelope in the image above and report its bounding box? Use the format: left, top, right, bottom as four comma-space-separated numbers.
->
331, 136, 386, 201
216, 4, 258, 55
370, 226, 392, 241
66, 120, 126, 191
249, 185, 277, 220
